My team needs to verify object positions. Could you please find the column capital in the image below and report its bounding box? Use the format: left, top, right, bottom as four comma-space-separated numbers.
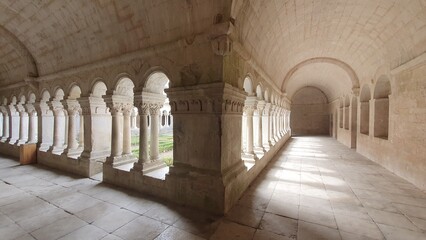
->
137, 103, 150, 115
149, 103, 163, 116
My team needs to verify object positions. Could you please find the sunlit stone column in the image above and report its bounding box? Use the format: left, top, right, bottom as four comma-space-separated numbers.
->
17, 110, 28, 145
263, 103, 272, 148
27, 111, 37, 143
109, 106, 123, 158
270, 105, 276, 144
35, 101, 53, 151
78, 114, 84, 148
67, 110, 78, 150
255, 100, 265, 152
0, 108, 9, 142
122, 107, 132, 155
51, 109, 66, 153
149, 103, 162, 161
130, 108, 137, 129
132, 103, 150, 171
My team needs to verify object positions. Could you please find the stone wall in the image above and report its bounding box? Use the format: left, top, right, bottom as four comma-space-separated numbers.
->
291, 87, 329, 135
357, 63, 426, 191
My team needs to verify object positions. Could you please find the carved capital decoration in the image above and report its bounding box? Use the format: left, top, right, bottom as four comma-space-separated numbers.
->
149, 103, 163, 116
211, 35, 232, 56
137, 103, 150, 115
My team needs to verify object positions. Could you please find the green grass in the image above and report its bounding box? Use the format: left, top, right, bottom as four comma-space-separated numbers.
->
131, 134, 173, 165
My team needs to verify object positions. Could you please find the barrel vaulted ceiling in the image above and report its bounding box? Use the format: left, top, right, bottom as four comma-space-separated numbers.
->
0, 0, 425, 102
232, 0, 426, 100
0, 0, 227, 85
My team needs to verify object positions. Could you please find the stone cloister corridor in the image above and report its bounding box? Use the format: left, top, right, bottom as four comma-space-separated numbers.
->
0, 136, 425, 240
0, 0, 426, 239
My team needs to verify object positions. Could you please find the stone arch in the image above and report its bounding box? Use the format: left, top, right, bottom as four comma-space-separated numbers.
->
374, 76, 391, 99
28, 92, 36, 104
144, 72, 170, 94
91, 81, 108, 98
11, 96, 17, 104
114, 77, 135, 97
138, 62, 177, 91
53, 88, 65, 101
281, 57, 360, 92
40, 89, 51, 102
255, 85, 263, 100
68, 85, 82, 100
264, 89, 270, 102
243, 76, 254, 95
373, 75, 391, 139
360, 85, 372, 102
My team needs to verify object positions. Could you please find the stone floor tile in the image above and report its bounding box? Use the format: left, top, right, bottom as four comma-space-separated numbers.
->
31, 215, 87, 240
143, 204, 182, 225
0, 223, 27, 240
393, 203, 426, 219
225, 204, 264, 228
17, 207, 70, 232
112, 216, 168, 240
92, 208, 139, 233
253, 229, 293, 240
210, 220, 255, 240
377, 223, 426, 240
101, 234, 124, 240
75, 202, 121, 223
297, 221, 341, 240
407, 216, 426, 231
339, 231, 383, 240
367, 208, 421, 231
237, 194, 270, 211
154, 226, 204, 240
265, 199, 299, 219
58, 225, 108, 240
259, 213, 298, 238
334, 214, 384, 239
298, 205, 337, 229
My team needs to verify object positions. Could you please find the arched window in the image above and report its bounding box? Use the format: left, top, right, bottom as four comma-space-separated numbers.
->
373, 77, 391, 139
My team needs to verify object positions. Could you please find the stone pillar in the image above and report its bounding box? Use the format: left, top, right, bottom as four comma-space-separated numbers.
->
67, 111, 78, 150
269, 105, 276, 145
78, 114, 84, 148
7, 104, 19, 144
35, 102, 54, 151
149, 103, 162, 161
242, 96, 257, 160
122, 107, 132, 155
255, 100, 265, 152
0, 108, 9, 142
78, 96, 111, 167
17, 111, 29, 145
132, 103, 151, 172
165, 83, 247, 213
51, 109, 66, 153
27, 111, 37, 143
130, 108, 137, 129
263, 103, 272, 148
108, 107, 124, 160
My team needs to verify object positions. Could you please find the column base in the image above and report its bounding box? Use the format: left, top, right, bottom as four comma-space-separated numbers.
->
131, 159, 166, 174
48, 146, 65, 155
254, 146, 266, 153
241, 152, 259, 163
106, 154, 138, 168
17, 139, 28, 145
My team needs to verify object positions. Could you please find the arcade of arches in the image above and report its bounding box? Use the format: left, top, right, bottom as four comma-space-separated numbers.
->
0, 1, 426, 239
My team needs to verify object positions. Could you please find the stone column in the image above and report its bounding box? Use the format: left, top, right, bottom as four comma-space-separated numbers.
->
78, 96, 111, 171
130, 108, 137, 129
67, 110, 78, 150
242, 96, 257, 160
51, 109, 65, 152
78, 114, 84, 148
122, 107, 132, 155
109, 107, 123, 158
25, 102, 37, 144
132, 103, 150, 171
149, 103, 162, 161
35, 102, 53, 151
263, 103, 272, 148
0, 110, 9, 142
7, 104, 19, 144
17, 111, 28, 144
255, 100, 265, 152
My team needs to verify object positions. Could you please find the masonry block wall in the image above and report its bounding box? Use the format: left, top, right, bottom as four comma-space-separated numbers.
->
291, 87, 329, 135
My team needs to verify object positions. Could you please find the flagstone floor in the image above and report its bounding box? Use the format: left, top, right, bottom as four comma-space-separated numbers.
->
0, 136, 425, 240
